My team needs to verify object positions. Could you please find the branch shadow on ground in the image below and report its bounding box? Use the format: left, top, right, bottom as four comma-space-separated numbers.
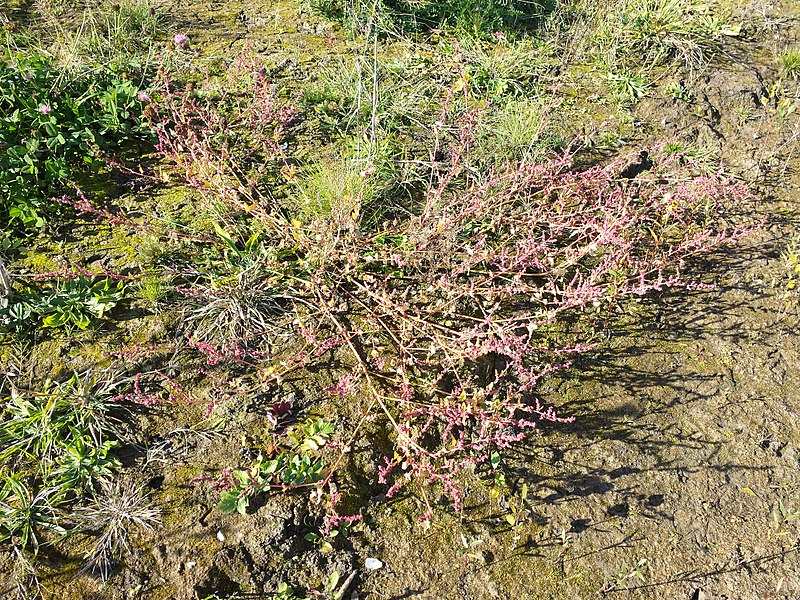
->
440, 224, 800, 593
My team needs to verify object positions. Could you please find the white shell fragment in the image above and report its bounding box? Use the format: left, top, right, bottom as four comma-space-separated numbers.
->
365, 557, 383, 570
216, 530, 226, 542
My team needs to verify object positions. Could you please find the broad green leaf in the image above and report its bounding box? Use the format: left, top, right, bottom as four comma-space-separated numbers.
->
219, 491, 241, 514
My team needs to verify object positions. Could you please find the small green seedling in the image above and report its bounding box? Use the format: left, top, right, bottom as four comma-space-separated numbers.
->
304, 528, 339, 554
772, 498, 799, 537
601, 558, 647, 592
665, 80, 694, 102
505, 482, 528, 526
779, 49, 800, 80
218, 419, 333, 514
299, 417, 335, 452
607, 72, 650, 103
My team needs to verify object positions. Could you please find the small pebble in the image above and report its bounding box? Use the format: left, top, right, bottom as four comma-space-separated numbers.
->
186, 561, 196, 569
365, 557, 383, 570
217, 530, 226, 542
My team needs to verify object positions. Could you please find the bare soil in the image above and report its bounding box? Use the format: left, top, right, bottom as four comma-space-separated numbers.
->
2, 1, 800, 599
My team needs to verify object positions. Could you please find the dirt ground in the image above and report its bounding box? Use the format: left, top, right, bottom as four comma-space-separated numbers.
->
3, 0, 800, 598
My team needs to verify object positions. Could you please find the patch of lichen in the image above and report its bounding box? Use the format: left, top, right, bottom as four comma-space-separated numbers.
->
19, 248, 64, 274
125, 311, 179, 344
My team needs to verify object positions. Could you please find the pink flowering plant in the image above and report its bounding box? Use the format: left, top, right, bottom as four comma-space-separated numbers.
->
0, 51, 153, 230
149, 53, 755, 517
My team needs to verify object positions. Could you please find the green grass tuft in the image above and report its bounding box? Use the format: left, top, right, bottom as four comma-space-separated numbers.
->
779, 49, 800, 80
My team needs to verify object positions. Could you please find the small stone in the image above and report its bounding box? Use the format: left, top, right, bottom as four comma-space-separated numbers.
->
216, 530, 225, 542
186, 561, 196, 569
365, 557, 383, 570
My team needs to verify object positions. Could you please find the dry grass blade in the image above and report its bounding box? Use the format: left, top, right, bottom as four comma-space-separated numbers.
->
77, 478, 160, 580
